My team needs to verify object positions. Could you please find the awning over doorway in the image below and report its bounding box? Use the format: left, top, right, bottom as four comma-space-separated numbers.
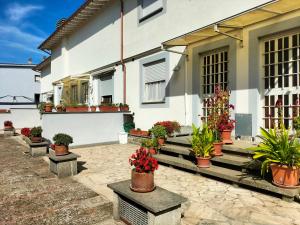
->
162, 0, 300, 47
52, 73, 90, 85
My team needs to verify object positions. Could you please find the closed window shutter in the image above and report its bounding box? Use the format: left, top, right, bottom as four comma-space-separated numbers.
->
144, 59, 166, 83
100, 74, 113, 97
141, 0, 163, 18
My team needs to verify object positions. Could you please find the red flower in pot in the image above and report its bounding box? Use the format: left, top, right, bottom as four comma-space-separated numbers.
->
129, 147, 158, 192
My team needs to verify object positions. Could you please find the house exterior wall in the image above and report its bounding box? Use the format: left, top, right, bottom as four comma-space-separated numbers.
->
41, 0, 300, 135
40, 63, 52, 94
0, 65, 40, 109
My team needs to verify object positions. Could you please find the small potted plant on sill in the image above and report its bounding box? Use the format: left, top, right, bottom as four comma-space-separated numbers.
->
45, 102, 54, 112
53, 133, 73, 156
66, 103, 89, 112
90, 105, 97, 112
56, 104, 66, 112
119, 103, 129, 111
99, 103, 119, 112
30, 126, 43, 143
154, 121, 181, 137
21, 127, 31, 138
141, 138, 158, 155
4, 120, 13, 130
129, 147, 159, 192
191, 124, 214, 168
151, 125, 167, 146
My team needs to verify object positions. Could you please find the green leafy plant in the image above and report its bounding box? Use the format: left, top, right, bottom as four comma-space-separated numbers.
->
191, 124, 214, 157
141, 138, 158, 149
119, 103, 129, 107
53, 133, 73, 146
124, 122, 135, 133
248, 126, 300, 176
293, 116, 300, 137
30, 126, 42, 137
151, 125, 167, 139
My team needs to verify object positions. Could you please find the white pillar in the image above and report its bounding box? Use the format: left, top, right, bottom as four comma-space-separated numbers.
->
54, 84, 63, 106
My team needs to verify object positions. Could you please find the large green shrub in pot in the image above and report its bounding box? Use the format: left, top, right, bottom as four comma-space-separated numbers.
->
53, 133, 73, 146
191, 124, 214, 158
30, 126, 42, 137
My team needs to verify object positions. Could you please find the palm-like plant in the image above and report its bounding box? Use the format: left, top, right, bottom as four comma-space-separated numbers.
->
248, 126, 300, 176
191, 124, 214, 157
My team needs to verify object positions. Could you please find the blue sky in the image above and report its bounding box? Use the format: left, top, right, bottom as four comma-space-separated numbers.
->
0, 0, 85, 64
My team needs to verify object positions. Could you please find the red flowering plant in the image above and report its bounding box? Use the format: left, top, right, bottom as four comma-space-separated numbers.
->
129, 147, 159, 173
4, 120, 13, 127
206, 85, 235, 140
21, 128, 31, 137
154, 121, 181, 136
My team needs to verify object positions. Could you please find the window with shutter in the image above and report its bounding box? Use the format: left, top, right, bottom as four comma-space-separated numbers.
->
142, 58, 166, 103
139, 0, 163, 22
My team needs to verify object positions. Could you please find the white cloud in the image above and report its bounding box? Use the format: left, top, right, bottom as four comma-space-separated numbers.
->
0, 40, 41, 54
6, 3, 43, 22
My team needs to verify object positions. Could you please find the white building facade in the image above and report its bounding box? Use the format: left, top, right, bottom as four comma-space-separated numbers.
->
37, 0, 300, 137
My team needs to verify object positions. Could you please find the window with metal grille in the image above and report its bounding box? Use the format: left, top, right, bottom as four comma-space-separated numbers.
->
263, 32, 300, 128
201, 49, 229, 121
142, 58, 166, 103
81, 82, 89, 104
71, 85, 78, 103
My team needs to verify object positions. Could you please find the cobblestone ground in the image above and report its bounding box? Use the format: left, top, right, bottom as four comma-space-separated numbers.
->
0, 136, 124, 225
71, 144, 300, 225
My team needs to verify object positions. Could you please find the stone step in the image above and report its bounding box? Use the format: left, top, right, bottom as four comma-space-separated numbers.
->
153, 154, 300, 200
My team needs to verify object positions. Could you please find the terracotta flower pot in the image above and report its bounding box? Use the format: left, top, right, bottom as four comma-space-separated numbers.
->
130, 170, 155, 193
54, 145, 70, 156
90, 106, 97, 112
196, 156, 211, 168
99, 105, 119, 112
119, 106, 129, 111
148, 148, 157, 155
213, 142, 223, 156
221, 130, 233, 144
30, 136, 42, 143
270, 164, 300, 187
158, 138, 165, 146
44, 105, 53, 112
66, 106, 89, 112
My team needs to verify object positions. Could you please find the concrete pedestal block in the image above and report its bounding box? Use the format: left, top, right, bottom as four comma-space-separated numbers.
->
49, 153, 78, 178
108, 180, 187, 225
29, 146, 47, 157
4, 130, 14, 136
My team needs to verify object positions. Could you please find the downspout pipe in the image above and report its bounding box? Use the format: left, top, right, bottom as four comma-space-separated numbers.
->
120, 0, 126, 104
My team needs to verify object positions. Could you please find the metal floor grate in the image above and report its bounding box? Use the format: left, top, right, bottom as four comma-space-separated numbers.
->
119, 196, 148, 225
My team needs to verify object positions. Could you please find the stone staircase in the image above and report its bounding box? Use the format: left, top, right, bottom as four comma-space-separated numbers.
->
153, 136, 300, 202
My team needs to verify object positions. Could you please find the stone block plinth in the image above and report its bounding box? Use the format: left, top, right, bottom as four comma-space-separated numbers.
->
108, 180, 187, 225
28, 141, 48, 157
4, 129, 14, 137
49, 153, 78, 178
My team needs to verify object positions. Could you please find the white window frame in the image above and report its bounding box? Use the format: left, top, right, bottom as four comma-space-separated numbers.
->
142, 58, 167, 104
200, 48, 229, 121
260, 29, 300, 129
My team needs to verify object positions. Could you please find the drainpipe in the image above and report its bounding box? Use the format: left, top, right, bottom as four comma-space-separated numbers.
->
120, 0, 126, 104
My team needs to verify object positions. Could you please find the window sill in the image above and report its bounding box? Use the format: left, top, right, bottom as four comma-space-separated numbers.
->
142, 101, 165, 105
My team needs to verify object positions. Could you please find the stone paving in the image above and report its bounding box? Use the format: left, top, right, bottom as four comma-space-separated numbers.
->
71, 144, 300, 225
0, 136, 123, 225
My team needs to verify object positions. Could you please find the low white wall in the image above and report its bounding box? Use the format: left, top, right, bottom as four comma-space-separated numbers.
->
0, 108, 41, 129
41, 112, 125, 146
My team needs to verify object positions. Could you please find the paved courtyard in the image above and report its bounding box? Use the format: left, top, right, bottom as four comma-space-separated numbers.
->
70, 143, 300, 225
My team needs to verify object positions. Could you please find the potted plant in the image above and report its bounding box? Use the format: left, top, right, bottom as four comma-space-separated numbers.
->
141, 138, 158, 155
21, 127, 31, 138
66, 103, 89, 112
248, 126, 300, 187
99, 103, 119, 112
4, 120, 13, 130
129, 147, 159, 192
90, 105, 97, 112
154, 121, 181, 137
56, 104, 66, 112
124, 122, 135, 133
119, 103, 129, 111
53, 133, 73, 156
151, 125, 167, 145
30, 126, 43, 143
129, 128, 149, 137
45, 102, 53, 112
191, 124, 214, 168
